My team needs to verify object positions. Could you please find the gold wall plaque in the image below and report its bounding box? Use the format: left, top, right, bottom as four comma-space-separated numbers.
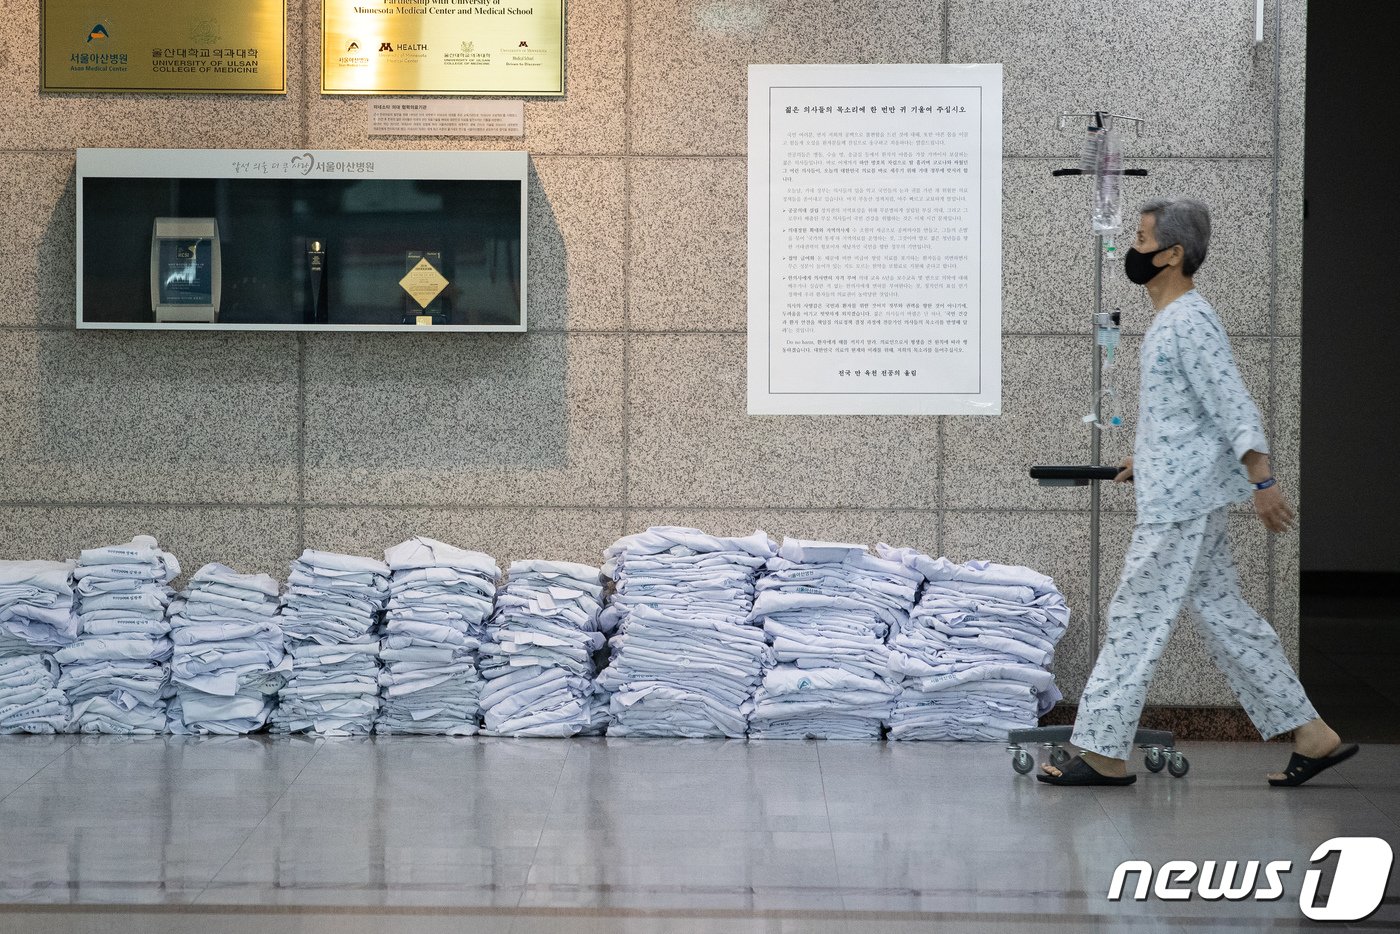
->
322, 0, 565, 96
42, 1, 287, 94
400, 256, 450, 309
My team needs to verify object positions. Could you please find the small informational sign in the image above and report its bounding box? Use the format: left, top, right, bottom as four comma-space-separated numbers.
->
323, 0, 565, 96
369, 99, 526, 136
41, 0, 286, 94
747, 64, 1003, 415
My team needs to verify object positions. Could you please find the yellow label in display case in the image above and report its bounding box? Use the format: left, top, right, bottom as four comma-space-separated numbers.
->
42, 0, 287, 93
322, 0, 565, 96
400, 257, 450, 309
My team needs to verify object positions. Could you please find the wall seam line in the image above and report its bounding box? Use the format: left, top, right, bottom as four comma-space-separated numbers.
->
0, 501, 1165, 515
619, 0, 633, 531
297, 0, 311, 556
300, 0, 312, 147
0, 325, 1285, 339
938, 0, 949, 560
941, 0, 951, 63
936, 416, 947, 556
1267, 0, 1284, 628
0, 149, 1276, 161
296, 333, 307, 555
619, 153, 1276, 161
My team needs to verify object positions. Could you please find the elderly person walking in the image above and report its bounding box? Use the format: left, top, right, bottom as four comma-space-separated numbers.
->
1039, 198, 1357, 787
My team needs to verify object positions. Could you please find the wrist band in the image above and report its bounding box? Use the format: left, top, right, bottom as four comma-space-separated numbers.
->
1252, 477, 1277, 491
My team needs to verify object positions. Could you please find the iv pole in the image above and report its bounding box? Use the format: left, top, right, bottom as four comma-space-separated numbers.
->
1052, 110, 1145, 651
1009, 111, 1192, 779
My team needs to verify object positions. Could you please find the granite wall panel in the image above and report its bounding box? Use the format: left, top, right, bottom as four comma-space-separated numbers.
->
0, 331, 300, 504
628, 158, 746, 332
948, 0, 1277, 158
630, 0, 946, 156
0, 152, 76, 327
301, 332, 624, 507
626, 333, 940, 509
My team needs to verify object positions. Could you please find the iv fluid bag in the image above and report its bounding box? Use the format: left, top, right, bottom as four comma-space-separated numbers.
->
1080, 125, 1102, 173
1092, 127, 1123, 235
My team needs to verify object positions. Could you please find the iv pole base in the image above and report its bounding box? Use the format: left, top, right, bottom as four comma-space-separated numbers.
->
1006, 726, 1189, 778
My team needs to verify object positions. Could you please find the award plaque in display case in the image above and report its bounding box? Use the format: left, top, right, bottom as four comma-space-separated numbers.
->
77, 149, 527, 333
150, 218, 222, 323
400, 251, 450, 325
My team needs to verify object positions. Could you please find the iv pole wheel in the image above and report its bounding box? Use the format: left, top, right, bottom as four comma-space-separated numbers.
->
1144, 746, 1166, 772
1168, 752, 1190, 778
1050, 747, 1071, 767
1011, 748, 1035, 774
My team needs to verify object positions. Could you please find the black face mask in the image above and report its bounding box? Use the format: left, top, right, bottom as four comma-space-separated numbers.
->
1124, 245, 1171, 285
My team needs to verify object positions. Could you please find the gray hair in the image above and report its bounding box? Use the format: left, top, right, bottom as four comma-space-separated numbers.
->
1139, 198, 1212, 276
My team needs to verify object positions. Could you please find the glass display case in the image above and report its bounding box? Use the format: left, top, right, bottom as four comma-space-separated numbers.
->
76, 148, 528, 332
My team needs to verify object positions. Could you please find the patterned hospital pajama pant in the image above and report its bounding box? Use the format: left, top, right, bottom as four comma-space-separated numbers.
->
1071, 506, 1317, 760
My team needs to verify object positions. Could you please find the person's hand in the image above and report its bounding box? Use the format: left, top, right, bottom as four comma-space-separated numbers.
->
1113, 457, 1134, 483
1254, 484, 1296, 533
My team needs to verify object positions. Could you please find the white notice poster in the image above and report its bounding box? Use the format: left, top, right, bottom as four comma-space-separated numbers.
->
747, 64, 1002, 415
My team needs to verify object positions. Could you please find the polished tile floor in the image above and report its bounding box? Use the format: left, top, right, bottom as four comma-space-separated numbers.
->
0, 735, 1395, 934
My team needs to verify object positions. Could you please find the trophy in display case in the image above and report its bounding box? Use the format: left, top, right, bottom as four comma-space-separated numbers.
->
305, 239, 329, 325
150, 217, 221, 323
399, 250, 450, 326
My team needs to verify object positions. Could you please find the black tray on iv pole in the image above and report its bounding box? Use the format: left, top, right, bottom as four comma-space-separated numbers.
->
1005, 110, 1188, 779
1029, 465, 1121, 485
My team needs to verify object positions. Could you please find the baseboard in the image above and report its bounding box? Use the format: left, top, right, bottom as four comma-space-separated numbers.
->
1039, 705, 1292, 742
1301, 570, 1400, 597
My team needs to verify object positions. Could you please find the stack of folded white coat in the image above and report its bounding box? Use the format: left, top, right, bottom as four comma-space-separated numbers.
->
479, 560, 607, 737
376, 537, 497, 736
0, 560, 80, 654
597, 527, 777, 738
57, 536, 180, 735
272, 549, 388, 735
168, 564, 287, 735
0, 560, 77, 734
0, 655, 69, 734
748, 540, 921, 740
879, 546, 1068, 740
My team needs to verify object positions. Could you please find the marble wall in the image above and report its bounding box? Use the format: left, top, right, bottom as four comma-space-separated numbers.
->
0, 0, 1305, 707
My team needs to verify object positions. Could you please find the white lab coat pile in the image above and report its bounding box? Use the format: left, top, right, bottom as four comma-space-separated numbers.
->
375, 537, 498, 736
167, 564, 287, 735
272, 549, 389, 736
597, 527, 777, 737
0, 655, 70, 734
479, 560, 607, 737
878, 546, 1068, 740
0, 560, 79, 653
747, 540, 920, 740
57, 536, 180, 735
0, 559, 78, 733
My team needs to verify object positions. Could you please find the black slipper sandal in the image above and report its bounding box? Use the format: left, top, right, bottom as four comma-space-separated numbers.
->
1036, 755, 1137, 786
1268, 743, 1359, 787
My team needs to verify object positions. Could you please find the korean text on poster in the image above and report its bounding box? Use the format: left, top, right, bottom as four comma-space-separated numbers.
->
747, 64, 1002, 415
